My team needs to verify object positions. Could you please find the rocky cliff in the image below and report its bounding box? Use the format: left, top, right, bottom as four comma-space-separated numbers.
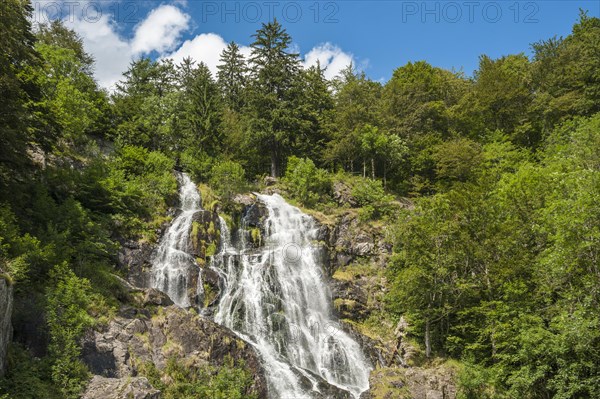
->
81, 288, 267, 399
0, 274, 13, 378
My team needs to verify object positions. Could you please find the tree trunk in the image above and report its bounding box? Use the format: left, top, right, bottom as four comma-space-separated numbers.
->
270, 146, 278, 178
363, 160, 366, 178
371, 158, 375, 180
425, 319, 431, 358
383, 163, 387, 188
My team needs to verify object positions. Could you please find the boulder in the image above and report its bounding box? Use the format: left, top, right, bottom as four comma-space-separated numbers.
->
333, 181, 358, 207
263, 176, 278, 187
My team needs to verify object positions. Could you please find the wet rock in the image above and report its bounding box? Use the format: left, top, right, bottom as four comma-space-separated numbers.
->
243, 201, 267, 228
118, 241, 155, 289
339, 321, 387, 369
82, 375, 160, 399
293, 367, 353, 399
241, 201, 269, 248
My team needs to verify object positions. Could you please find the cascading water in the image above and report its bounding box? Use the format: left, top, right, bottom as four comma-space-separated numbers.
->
151, 172, 201, 307
213, 193, 372, 398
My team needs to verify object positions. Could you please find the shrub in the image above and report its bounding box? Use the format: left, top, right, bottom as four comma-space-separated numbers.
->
209, 160, 246, 203
351, 178, 394, 220
46, 263, 95, 399
283, 156, 331, 207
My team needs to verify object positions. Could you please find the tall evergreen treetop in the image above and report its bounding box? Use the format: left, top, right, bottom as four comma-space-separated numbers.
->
217, 42, 247, 111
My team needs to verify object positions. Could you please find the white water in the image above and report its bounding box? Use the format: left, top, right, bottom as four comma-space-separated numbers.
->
151, 172, 201, 307
213, 194, 372, 398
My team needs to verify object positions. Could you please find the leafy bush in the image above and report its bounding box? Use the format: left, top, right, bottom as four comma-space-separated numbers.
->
209, 160, 246, 203
0, 344, 61, 399
139, 356, 257, 399
283, 156, 331, 207
46, 263, 95, 399
351, 178, 394, 220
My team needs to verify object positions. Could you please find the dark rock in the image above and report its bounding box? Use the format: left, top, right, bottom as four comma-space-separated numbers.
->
335, 253, 354, 268
140, 288, 174, 307
240, 201, 269, 249
315, 224, 330, 242
331, 279, 369, 320
243, 201, 267, 228
353, 232, 375, 256
118, 240, 155, 289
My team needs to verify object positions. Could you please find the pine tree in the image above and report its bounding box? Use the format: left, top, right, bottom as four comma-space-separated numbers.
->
248, 19, 301, 177
217, 42, 247, 112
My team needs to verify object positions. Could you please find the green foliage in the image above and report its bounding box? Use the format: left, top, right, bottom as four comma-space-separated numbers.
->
351, 178, 394, 220
387, 113, 600, 396
432, 138, 482, 186
247, 19, 302, 177
283, 156, 331, 207
2, 9, 600, 399
0, 344, 61, 399
209, 160, 246, 203
46, 263, 95, 398
139, 356, 257, 399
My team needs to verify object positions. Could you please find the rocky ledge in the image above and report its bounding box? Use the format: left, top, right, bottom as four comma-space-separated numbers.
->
81, 289, 267, 399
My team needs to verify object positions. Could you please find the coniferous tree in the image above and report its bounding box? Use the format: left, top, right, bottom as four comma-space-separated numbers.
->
217, 42, 247, 112
248, 19, 301, 177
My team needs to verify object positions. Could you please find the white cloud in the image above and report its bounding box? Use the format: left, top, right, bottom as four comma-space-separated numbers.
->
63, 4, 190, 90
131, 5, 190, 55
67, 15, 132, 89
303, 43, 354, 80
162, 33, 251, 77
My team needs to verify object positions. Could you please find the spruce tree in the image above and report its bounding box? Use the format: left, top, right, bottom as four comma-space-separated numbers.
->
217, 42, 247, 112
248, 19, 300, 177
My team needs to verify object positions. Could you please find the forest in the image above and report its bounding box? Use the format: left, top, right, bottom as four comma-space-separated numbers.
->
1, 0, 600, 397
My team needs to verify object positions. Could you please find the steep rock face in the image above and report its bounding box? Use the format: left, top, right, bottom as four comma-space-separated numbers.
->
119, 209, 222, 310
81, 290, 267, 399
0, 276, 13, 377
119, 240, 156, 289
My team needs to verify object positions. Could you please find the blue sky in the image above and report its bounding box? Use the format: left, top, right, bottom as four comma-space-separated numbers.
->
34, 0, 600, 88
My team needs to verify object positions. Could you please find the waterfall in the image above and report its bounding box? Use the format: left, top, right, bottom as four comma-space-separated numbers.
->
213, 194, 372, 398
151, 172, 201, 307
